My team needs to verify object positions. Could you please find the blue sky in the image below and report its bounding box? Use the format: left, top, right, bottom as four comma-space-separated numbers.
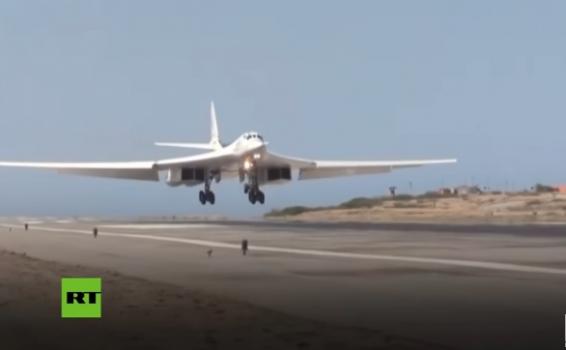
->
0, 1, 564, 217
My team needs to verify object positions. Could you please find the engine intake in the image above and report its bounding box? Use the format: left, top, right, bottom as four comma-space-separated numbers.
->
267, 167, 291, 181
167, 167, 207, 186
181, 168, 206, 181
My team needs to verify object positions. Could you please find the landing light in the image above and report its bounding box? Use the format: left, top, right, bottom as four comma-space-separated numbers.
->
253, 153, 261, 160
244, 159, 253, 170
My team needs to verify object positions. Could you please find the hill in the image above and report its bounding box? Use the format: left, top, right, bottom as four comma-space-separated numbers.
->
265, 192, 566, 224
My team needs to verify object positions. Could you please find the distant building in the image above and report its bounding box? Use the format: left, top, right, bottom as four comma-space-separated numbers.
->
555, 185, 566, 194
437, 185, 482, 196
455, 186, 482, 195
438, 187, 455, 196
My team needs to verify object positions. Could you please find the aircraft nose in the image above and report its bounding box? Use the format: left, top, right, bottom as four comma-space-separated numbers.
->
248, 139, 265, 151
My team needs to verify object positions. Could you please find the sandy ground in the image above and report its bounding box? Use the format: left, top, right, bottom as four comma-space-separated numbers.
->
0, 219, 565, 349
272, 193, 566, 224
0, 249, 436, 350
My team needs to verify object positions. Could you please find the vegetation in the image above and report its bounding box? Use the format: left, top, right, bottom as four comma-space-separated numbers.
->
534, 183, 557, 193
265, 192, 453, 217
265, 206, 311, 217
265, 205, 331, 217
526, 199, 543, 206
338, 197, 383, 209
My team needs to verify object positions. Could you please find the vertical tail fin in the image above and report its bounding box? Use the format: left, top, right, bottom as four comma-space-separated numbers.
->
210, 101, 221, 148
154, 101, 223, 151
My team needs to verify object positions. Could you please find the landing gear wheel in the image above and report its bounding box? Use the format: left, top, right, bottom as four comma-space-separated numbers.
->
257, 190, 265, 205
244, 184, 250, 194
248, 191, 257, 204
206, 191, 216, 205
198, 190, 206, 205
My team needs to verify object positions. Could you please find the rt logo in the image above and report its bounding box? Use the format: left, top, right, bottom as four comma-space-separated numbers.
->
61, 278, 102, 318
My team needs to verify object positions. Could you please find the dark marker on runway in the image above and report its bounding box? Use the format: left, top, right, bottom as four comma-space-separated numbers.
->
241, 239, 248, 256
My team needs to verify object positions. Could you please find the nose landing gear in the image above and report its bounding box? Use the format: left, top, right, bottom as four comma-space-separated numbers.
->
242, 160, 266, 205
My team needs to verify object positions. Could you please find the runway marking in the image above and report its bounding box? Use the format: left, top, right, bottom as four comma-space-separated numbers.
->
4, 224, 566, 276
98, 224, 224, 230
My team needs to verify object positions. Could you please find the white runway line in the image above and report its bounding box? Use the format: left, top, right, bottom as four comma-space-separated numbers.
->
4, 224, 566, 276
98, 224, 223, 230
15, 220, 44, 224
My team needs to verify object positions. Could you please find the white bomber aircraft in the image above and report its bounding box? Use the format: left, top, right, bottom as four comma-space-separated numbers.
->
0, 102, 456, 205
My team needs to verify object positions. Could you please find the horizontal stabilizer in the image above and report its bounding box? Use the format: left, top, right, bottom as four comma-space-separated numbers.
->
154, 142, 216, 150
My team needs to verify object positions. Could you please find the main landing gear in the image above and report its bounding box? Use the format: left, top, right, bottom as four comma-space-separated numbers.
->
198, 176, 216, 205
247, 188, 265, 205
244, 183, 265, 205
198, 189, 215, 205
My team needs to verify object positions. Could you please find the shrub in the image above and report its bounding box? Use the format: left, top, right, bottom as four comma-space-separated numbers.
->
535, 184, 557, 193
265, 206, 311, 217
526, 199, 542, 206
339, 197, 383, 209
391, 194, 414, 201
392, 202, 421, 208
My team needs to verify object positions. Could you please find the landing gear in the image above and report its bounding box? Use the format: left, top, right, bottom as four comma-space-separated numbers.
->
257, 190, 265, 204
207, 190, 215, 204
242, 159, 265, 205
248, 189, 265, 205
199, 189, 216, 205
199, 174, 216, 205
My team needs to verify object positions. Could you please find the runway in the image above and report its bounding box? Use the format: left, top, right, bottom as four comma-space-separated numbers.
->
0, 219, 565, 349
6, 224, 566, 276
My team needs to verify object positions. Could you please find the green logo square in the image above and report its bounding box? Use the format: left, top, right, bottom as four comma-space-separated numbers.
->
61, 277, 102, 318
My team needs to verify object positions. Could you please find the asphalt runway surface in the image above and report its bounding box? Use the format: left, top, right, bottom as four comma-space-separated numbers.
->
0, 219, 565, 349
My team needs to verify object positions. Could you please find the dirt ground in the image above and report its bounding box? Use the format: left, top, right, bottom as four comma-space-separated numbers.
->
0, 249, 444, 350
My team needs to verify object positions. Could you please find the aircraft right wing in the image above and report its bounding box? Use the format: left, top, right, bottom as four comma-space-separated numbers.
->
0, 147, 242, 182
0, 161, 160, 181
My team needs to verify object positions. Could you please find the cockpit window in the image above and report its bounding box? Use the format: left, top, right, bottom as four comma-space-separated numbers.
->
244, 132, 263, 141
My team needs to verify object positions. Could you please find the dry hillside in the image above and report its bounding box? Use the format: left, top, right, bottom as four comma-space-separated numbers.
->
266, 192, 566, 224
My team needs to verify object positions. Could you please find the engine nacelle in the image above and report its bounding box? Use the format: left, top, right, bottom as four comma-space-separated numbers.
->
258, 166, 292, 185
166, 167, 207, 187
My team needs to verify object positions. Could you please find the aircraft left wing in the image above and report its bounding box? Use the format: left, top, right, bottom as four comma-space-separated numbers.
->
0, 161, 159, 181
262, 152, 456, 180
298, 159, 457, 180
